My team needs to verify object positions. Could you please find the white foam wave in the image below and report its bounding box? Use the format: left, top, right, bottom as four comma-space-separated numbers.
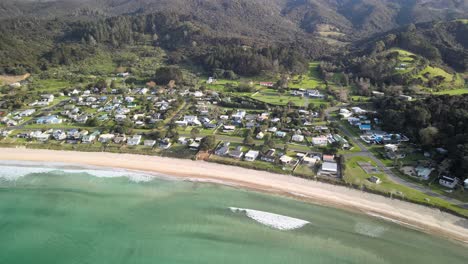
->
229, 207, 309, 230
0, 165, 153, 183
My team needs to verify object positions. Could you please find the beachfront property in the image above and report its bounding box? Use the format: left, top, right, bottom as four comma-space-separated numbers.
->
261, 149, 276, 163
244, 150, 259, 162
215, 142, 230, 156
439, 176, 459, 189
127, 135, 142, 146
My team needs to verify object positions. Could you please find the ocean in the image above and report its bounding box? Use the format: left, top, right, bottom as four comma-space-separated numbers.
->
0, 162, 466, 264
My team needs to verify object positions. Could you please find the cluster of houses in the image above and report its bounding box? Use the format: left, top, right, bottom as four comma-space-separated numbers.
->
290, 89, 324, 98
0, 109, 36, 127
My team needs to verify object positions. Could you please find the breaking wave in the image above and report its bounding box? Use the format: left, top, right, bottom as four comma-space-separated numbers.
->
0, 162, 153, 183
229, 207, 309, 230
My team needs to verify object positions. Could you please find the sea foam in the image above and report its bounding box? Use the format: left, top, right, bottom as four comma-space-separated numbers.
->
0, 163, 153, 183
229, 207, 309, 230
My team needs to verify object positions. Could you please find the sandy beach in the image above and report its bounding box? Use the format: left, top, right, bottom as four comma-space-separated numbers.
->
0, 147, 467, 244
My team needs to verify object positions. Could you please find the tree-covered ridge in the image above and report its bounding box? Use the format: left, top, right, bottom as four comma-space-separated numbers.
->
375, 95, 468, 179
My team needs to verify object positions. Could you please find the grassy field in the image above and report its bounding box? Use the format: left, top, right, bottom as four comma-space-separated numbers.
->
288, 62, 325, 89
434, 88, 468, 95
344, 156, 468, 217
30, 79, 72, 92
251, 88, 328, 107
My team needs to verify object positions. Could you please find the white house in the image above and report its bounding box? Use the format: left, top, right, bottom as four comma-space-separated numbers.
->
256, 132, 265, 139
292, 134, 304, 142
439, 176, 459, 189
339, 108, 352, 118
98, 134, 115, 143
312, 136, 328, 146
244, 150, 259, 162
127, 135, 142, 146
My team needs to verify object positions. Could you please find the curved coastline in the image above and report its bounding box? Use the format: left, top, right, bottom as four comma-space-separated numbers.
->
0, 147, 467, 244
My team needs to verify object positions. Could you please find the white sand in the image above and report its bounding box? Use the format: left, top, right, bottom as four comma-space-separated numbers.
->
230, 207, 309, 230
0, 148, 467, 243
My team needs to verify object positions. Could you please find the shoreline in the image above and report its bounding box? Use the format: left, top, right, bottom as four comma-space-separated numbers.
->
0, 147, 467, 244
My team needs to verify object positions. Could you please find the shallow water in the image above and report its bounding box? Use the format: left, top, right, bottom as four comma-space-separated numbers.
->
0, 163, 467, 264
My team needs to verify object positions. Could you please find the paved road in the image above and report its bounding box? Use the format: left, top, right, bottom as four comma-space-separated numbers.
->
337, 117, 467, 207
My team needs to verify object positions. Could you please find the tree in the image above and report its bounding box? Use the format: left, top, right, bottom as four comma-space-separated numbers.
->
154, 66, 183, 85
419, 126, 439, 147
199, 135, 216, 151
243, 135, 255, 145
85, 117, 99, 127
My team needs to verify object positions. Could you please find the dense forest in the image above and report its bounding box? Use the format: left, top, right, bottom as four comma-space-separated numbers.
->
375, 95, 468, 179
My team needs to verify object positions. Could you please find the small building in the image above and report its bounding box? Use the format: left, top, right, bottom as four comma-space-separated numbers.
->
244, 150, 259, 162
439, 176, 459, 189
229, 146, 244, 159
256, 132, 265, 140
292, 134, 304, 142
279, 155, 294, 165
368, 176, 382, 184
159, 139, 171, 149
312, 136, 328, 146
127, 135, 142, 146
98, 134, 115, 143
275, 131, 287, 138
320, 162, 338, 175
144, 140, 157, 147
36, 115, 62, 125
384, 144, 398, 152
215, 142, 230, 156
261, 149, 276, 163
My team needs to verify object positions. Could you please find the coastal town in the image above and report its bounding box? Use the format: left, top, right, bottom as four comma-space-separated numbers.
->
1, 67, 467, 219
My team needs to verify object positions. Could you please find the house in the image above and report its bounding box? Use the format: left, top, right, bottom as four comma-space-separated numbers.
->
303, 155, 320, 165
339, 109, 352, 118
359, 124, 371, 131
292, 134, 304, 142
415, 166, 433, 180
439, 176, 459, 189
143, 140, 156, 147
159, 139, 172, 149
267, 127, 278, 133
312, 136, 328, 146
244, 150, 259, 162
256, 132, 265, 139
215, 142, 230, 156
207, 77, 216, 84
114, 134, 127, 144
184, 116, 201, 126
127, 135, 142, 146
322, 155, 334, 163
223, 125, 236, 133
41, 94, 55, 103
178, 137, 189, 145
399, 95, 412, 101
279, 155, 294, 165
384, 144, 398, 152
372, 91, 384, 97
36, 115, 62, 125
99, 134, 115, 143
351, 107, 366, 114
369, 176, 382, 184
229, 146, 244, 159
231, 110, 246, 120
53, 130, 67, 141
275, 131, 287, 138
189, 141, 200, 150
82, 131, 100, 144
464, 179, 468, 189
259, 82, 274, 87
320, 161, 338, 175
18, 109, 35, 117
261, 149, 276, 163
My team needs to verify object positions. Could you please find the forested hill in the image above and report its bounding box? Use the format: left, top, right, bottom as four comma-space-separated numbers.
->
352, 20, 468, 71
1, 0, 467, 38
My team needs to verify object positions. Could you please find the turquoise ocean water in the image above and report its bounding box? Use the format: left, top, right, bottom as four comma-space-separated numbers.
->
0, 162, 467, 264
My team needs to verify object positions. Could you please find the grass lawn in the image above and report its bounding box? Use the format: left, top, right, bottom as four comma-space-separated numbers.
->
434, 88, 468, 95
251, 88, 328, 107
31, 79, 71, 92
288, 62, 325, 89
344, 156, 468, 217
294, 164, 316, 178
